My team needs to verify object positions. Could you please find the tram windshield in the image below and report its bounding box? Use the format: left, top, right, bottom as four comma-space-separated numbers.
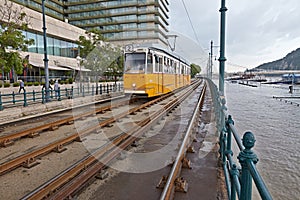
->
124, 53, 146, 73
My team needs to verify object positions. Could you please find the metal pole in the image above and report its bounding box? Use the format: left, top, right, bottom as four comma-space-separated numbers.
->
42, 0, 50, 102
218, 0, 227, 96
208, 52, 211, 78
80, 63, 82, 92
210, 40, 213, 80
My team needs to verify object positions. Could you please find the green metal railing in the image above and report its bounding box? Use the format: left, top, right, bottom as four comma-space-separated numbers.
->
206, 78, 272, 200
0, 83, 123, 111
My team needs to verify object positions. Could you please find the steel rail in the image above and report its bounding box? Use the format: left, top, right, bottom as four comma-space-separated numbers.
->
49, 81, 202, 199
0, 98, 135, 147
21, 81, 202, 200
0, 87, 183, 175
160, 82, 207, 200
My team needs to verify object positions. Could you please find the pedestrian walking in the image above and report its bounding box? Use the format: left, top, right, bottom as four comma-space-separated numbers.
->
18, 80, 26, 93
54, 80, 59, 98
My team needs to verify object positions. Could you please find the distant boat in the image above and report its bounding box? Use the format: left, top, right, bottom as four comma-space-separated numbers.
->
263, 74, 300, 84
281, 74, 300, 83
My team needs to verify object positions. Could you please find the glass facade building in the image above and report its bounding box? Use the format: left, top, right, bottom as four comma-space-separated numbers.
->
23, 30, 78, 58
11, 0, 170, 46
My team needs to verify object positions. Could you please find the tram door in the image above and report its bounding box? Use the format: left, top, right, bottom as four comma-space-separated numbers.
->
158, 56, 163, 94
175, 62, 178, 89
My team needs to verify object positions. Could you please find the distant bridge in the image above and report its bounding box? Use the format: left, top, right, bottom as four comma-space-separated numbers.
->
252, 70, 300, 75
226, 70, 300, 76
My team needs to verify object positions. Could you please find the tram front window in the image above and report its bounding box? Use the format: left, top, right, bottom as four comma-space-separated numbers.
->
125, 53, 146, 73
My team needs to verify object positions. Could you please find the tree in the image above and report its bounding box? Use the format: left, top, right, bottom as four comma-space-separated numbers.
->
77, 28, 106, 58
190, 63, 201, 78
0, 0, 34, 82
84, 43, 123, 84
77, 29, 123, 85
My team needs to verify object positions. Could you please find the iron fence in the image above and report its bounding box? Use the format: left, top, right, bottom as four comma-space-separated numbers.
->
0, 83, 123, 111
206, 77, 272, 200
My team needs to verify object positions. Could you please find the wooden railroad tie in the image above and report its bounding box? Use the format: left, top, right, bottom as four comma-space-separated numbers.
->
49, 125, 59, 131
53, 144, 67, 153
28, 132, 40, 138
1, 139, 14, 147
175, 177, 188, 193
22, 157, 40, 169
156, 175, 168, 189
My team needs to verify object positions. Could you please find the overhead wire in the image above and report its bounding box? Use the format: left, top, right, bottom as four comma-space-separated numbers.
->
181, 0, 201, 46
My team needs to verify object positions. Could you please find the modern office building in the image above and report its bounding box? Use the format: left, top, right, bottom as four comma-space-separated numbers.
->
0, 0, 87, 82
1, 0, 170, 82
10, 0, 170, 47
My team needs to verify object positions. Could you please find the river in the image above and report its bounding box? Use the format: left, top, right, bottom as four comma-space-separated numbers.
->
222, 81, 300, 200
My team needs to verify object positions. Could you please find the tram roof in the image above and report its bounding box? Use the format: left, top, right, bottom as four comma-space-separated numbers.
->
125, 43, 190, 66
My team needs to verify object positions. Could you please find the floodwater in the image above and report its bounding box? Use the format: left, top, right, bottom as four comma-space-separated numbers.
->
224, 81, 300, 200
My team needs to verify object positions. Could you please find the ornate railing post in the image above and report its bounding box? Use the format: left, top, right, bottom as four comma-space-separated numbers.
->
58, 87, 61, 101
12, 92, 16, 104
42, 89, 45, 104
71, 86, 74, 98
33, 90, 36, 102
226, 115, 234, 154
230, 164, 240, 200
0, 92, 3, 111
238, 132, 258, 200
23, 91, 28, 107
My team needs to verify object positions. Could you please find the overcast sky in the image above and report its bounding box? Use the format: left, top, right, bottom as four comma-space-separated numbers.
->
169, 0, 300, 73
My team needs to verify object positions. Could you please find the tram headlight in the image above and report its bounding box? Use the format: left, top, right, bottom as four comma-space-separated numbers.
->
132, 83, 136, 89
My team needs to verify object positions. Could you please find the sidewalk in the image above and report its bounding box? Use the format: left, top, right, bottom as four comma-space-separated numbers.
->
0, 83, 123, 125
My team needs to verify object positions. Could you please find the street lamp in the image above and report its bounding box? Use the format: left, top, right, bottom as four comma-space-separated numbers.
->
42, 0, 50, 102
76, 55, 82, 92
218, 0, 227, 96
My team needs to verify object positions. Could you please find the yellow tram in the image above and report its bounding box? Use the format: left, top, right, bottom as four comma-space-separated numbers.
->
124, 45, 191, 97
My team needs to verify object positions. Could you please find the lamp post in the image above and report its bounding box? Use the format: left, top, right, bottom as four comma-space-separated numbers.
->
76, 55, 82, 92
218, 0, 227, 96
42, 0, 50, 102
218, 0, 227, 142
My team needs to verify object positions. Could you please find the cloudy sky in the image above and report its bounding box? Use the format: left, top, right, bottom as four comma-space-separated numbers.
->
169, 0, 300, 73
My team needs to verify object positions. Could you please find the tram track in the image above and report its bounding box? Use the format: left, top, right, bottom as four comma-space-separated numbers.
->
0, 82, 197, 175
19, 81, 203, 200
0, 96, 135, 147
0, 93, 166, 175
159, 83, 206, 200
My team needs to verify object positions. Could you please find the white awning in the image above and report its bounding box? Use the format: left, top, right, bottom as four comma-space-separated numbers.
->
58, 64, 91, 72
30, 62, 71, 71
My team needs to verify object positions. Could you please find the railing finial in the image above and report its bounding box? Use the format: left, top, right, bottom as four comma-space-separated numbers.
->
238, 132, 259, 200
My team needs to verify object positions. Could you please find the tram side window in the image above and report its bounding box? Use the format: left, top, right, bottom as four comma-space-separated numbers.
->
187, 66, 191, 75
175, 62, 179, 74
170, 60, 175, 74
125, 53, 146, 73
163, 57, 167, 73
154, 55, 159, 72
159, 57, 163, 72
147, 53, 153, 73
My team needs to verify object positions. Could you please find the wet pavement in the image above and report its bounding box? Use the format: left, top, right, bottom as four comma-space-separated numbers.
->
86, 86, 226, 200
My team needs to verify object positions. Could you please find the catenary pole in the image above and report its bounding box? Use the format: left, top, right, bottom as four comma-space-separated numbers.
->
42, 0, 50, 102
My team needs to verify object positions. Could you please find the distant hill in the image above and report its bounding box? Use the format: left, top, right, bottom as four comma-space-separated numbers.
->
255, 48, 300, 71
